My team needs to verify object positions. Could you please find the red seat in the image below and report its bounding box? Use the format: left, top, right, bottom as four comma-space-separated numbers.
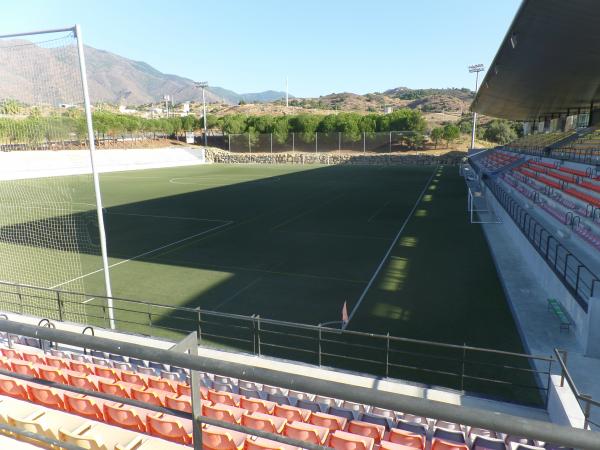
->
0, 348, 20, 359
98, 379, 130, 398
146, 413, 192, 445
10, 359, 38, 377
431, 438, 469, 450
103, 403, 146, 432
165, 394, 193, 413
67, 372, 99, 392
38, 366, 69, 385
284, 420, 329, 445
120, 370, 147, 387
309, 411, 347, 431
44, 355, 68, 369
0, 376, 28, 399
69, 361, 94, 375
347, 420, 385, 443
131, 386, 164, 407
21, 352, 45, 364
239, 397, 275, 415
273, 403, 310, 422
63, 393, 104, 420
208, 389, 239, 407
329, 430, 374, 450
147, 375, 177, 393
203, 425, 247, 450
26, 384, 64, 409
388, 428, 425, 450
94, 366, 120, 382
177, 383, 192, 397
241, 413, 283, 434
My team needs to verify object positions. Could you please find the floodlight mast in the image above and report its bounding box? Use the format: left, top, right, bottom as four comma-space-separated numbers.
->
195, 82, 209, 147
468, 64, 485, 150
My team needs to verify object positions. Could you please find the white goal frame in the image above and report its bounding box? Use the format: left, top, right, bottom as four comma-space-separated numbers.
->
0, 26, 115, 328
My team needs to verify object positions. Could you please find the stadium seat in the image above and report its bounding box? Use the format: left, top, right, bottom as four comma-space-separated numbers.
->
329, 430, 374, 450
21, 351, 44, 364
213, 381, 235, 393
342, 400, 369, 414
113, 361, 133, 372
103, 403, 146, 432
238, 380, 262, 391
202, 424, 248, 450
137, 366, 158, 376
94, 366, 120, 382
431, 439, 469, 450
471, 435, 507, 450
98, 379, 131, 398
309, 411, 347, 431
146, 413, 192, 445
10, 359, 38, 377
267, 393, 291, 405
38, 365, 69, 384
92, 356, 112, 367
284, 420, 329, 445
131, 386, 164, 407
296, 398, 322, 412
121, 370, 148, 387
314, 395, 338, 407
328, 405, 356, 421
0, 376, 29, 400
433, 428, 466, 444
68, 372, 101, 391
165, 393, 193, 413
204, 403, 247, 424
371, 407, 397, 419
69, 360, 95, 375
273, 403, 311, 422
147, 375, 177, 393
63, 393, 105, 420
208, 388, 240, 407
244, 436, 297, 450
361, 411, 394, 430
44, 354, 68, 369
26, 384, 65, 410
262, 385, 286, 396
287, 389, 314, 401
239, 396, 276, 414
241, 412, 286, 434
388, 428, 426, 450
59, 421, 144, 450
396, 420, 428, 436
347, 419, 385, 443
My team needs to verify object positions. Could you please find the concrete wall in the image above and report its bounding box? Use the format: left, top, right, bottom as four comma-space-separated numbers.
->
487, 187, 589, 347
0, 147, 206, 181
547, 374, 587, 429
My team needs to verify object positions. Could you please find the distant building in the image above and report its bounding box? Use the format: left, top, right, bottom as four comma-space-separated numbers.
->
383, 105, 393, 114
118, 105, 137, 114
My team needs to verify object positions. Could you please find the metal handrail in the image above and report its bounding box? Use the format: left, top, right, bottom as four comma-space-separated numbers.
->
0, 320, 598, 449
555, 349, 600, 429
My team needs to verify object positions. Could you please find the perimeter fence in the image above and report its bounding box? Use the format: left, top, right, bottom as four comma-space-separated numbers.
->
207, 131, 430, 154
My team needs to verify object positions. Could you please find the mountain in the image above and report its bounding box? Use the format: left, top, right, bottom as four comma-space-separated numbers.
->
0, 40, 287, 106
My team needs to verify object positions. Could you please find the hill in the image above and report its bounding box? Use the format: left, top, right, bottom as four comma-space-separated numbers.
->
0, 40, 287, 106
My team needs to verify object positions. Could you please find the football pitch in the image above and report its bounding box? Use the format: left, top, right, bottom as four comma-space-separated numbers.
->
2, 163, 522, 348
1, 163, 539, 402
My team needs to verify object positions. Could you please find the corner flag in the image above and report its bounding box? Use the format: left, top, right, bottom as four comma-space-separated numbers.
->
342, 301, 349, 323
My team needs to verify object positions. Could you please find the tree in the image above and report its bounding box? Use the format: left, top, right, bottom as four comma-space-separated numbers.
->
431, 127, 444, 149
483, 119, 517, 145
0, 99, 21, 115
442, 124, 460, 148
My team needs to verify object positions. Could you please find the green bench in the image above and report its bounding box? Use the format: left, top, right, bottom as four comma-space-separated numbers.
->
547, 298, 572, 332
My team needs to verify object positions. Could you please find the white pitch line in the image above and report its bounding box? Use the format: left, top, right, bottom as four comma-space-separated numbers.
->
342, 167, 440, 329
367, 200, 392, 223
50, 221, 233, 289
213, 277, 263, 311
108, 211, 231, 223
82, 297, 97, 304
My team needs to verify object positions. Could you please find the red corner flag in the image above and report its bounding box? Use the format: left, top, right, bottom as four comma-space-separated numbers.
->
342, 301, 349, 323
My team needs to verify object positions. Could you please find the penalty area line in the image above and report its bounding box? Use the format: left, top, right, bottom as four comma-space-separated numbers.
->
342, 167, 439, 330
50, 220, 234, 290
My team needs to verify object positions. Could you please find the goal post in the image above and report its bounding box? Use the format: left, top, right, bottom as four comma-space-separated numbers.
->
0, 25, 114, 328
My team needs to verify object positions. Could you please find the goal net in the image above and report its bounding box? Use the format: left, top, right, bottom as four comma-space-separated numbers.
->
0, 28, 107, 323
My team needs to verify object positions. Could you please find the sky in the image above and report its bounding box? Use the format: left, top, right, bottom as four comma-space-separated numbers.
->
1, 0, 522, 97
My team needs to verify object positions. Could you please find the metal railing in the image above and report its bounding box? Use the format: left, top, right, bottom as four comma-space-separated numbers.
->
0, 279, 553, 407
0, 320, 599, 449
483, 176, 599, 310
555, 349, 600, 430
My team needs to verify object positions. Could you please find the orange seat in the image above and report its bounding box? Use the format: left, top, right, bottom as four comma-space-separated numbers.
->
94, 366, 120, 382
98, 379, 130, 398
380, 441, 423, 450
208, 389, 239, 407
121, 370, 147, 387
10, 359, 38, 377
44, 355, 68, 369
69, 361, 94, 375
203, 425, 247, 450
204, 403, 247, 424
131, 386, 164, 407
0, 356, 10, 371
147, 375, 177, 393
63, 393, 104, 420
309, 411, 347, 431
103, 403, 146, 432
146, 413, 192, 445
26, 384, 64, 409
21, 352, 45, 364
1, 348, 21, 359
244, 436, 294, 450
38, 366, 69, 385
165, 393, 193, 413
284, 421, 329, 445
177, 383, 192, 397
329, 430, 374, 450
431, 439, 469, 450
388, 428, 425, 450
239, 397, 275, 414
241, 414, 280, 434
347, 420, 385, 443
273, 403, 310, 422
67, 372, 99, 392
0, 376, 28, 400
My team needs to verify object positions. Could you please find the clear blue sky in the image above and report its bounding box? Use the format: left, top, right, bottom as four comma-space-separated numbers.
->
2, 0, 521, 97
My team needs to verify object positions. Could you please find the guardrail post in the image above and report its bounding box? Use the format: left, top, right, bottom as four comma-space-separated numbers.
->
197, 307, 202, 342
56, 290, 63, 322
385, 333, 390, 378
147, 302, 152, 329
17, 284, 23, 315
251, 315, 257, 355
460, 343, 467, 391
256, 315, 261, 357
317, 324, 322, 367
581, 394, 593, 430
560, 350, 568, 387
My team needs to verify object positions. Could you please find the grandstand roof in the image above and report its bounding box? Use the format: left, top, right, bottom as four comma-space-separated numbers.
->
471, 0, 600, 121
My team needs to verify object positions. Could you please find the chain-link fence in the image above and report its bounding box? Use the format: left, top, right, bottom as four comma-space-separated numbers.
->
217, 131, 427, 154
